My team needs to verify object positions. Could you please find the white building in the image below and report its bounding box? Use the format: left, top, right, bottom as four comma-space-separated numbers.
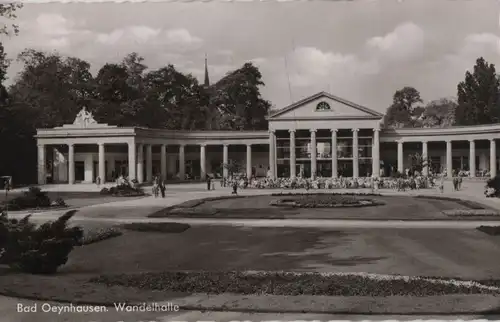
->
35, 91, 500, 184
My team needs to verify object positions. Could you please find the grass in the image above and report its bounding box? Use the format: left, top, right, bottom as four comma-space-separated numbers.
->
2, 226, 500, 303
149, 194, 478, 220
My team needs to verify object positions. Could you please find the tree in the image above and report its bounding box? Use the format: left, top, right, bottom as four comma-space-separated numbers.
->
421, 98, 457, 128
210, 63, 270, 130
455, 57, 500, 125
142, 65, 207, 130
10, 50, 94, 128
0, 3, 22, 36
222, 160, 244, 177
93, 63, 137, 125
383, 86, 423, 128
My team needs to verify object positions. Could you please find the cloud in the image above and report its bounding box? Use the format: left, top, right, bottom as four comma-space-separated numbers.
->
366, 22, 425, 61
35, 13, 74, 36
165, 28, 202, 46
96, 26, 161, 45
285, 46, 379, 87
461, 33, 500, 56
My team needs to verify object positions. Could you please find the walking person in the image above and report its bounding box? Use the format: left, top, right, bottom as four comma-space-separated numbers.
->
159, 179, 166, 198
206, 175, 211, 191
231, 179, 238, 195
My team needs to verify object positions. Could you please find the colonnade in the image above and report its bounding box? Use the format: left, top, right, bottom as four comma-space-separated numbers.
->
396, 139, 497, 178
37, 142, 256, 184
268, 128, 381, 179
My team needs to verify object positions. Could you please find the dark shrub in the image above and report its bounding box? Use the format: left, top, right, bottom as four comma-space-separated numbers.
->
0, 210, 83, 274
122, 222, 190, 233
100, 188, 109, 195
5, 186, 52, 210
486, 176, 500, 197
105, 184, 144, 197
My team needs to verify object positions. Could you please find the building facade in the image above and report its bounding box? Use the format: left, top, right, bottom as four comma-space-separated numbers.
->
35, 92, 500, 185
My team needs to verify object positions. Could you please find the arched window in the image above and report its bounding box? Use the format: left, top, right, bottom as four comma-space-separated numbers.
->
316, 101, 331, 111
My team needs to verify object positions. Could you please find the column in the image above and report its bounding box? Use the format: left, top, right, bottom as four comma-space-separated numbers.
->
146, 145, 153, 182
200, 144, 206, 179
160, 144, 167, 181
246, 144, 252, 179
37, 144, 46, 185
422, 141, 428, 176
268, 131, 275, 179
68, 144, 75, 184
127, 142, 136, 180
397, 141, 404, 173
446, 140, 453, 178
289, 130, 296, 178
310, 129, 317, 179
372, 129, 380, 177
352, 129, 359, 178
469, 140, 475, 178
179, 144, 185, 180
490, 139, 497, 178
98, 143, 105, 183
223, 144, 229, 179
331, 129, 338, 178
137, 144, 144, 183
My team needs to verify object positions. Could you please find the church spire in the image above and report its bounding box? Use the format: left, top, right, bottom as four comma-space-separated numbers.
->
204, 53, 210, 87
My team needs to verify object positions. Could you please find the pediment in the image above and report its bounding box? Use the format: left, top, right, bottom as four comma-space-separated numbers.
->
269, 92, 383, 120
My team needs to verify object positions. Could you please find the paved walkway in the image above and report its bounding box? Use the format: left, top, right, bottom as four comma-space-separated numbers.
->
0, 295, 494, 322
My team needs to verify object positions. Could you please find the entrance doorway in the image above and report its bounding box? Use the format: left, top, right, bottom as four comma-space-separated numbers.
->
75, 162, 84, 182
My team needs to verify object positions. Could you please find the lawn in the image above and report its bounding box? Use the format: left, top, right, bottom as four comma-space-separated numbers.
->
2, 224, 500, 304
150, 194, 488, 220
1, 191, 146, 210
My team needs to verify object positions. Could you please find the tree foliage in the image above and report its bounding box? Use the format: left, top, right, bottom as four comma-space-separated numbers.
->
383, 86, 423, 128
455, 57, 500, 125
0, 3, 22, 36
421, 98, 457, 128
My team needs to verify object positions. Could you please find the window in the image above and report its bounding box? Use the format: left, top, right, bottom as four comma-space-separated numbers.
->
316, 101, 331, 111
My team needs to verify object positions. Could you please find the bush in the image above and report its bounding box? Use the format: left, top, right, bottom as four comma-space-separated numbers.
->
122, 222, 190, 233
79, 227, 123, 245
0, 210, 83, 274
100, 184, 145, 197
486, 176, 500, 197
5, 186, 52, 211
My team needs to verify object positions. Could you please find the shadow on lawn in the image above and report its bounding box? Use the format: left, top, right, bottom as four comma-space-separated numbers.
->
58, 227, 366, 275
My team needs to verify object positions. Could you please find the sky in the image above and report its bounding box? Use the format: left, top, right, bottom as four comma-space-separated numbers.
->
1, 0, 500, 113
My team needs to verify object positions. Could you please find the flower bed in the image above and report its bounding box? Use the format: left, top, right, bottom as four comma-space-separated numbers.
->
271, 194, 384, 208
100, 183, 145, 197
122, 222, 191, 233
240, 176, 434, 190
443, 209, 500, 217
79, 227, 123, 246
90, 270, 500, 296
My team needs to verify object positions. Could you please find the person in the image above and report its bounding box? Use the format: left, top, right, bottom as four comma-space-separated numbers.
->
231, 180, 238, 195
159, 179, 166, 198
439, 173, 445, 193
206, 175, 211, 191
